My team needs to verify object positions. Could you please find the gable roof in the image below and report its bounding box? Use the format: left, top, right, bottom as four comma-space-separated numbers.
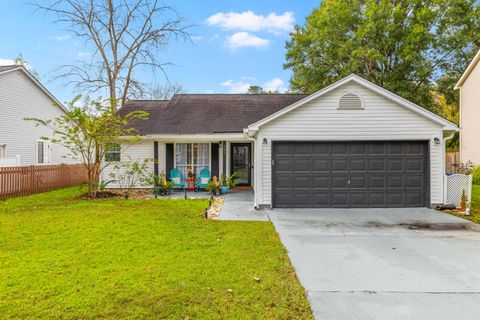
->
119, 94, 308, 135
455, 49, 480, 89
248, 74, 458, 132
0, 65, 68, 113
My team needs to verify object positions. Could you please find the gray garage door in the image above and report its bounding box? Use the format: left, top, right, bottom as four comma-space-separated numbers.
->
272, 141, 429, 208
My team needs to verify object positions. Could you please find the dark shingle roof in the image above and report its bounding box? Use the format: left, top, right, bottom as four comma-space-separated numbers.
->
0, 65, 19, 73
119, 94, 308, 135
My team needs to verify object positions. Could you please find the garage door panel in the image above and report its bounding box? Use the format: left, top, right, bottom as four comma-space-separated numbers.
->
406, 159, 424, 172
387, 192, 405, 206
313, 175, 330, 188
368, 158, 386, 171
368, 175, 386, 188
293, 158, 311, 171
312, 191, 330, 206
332, 175, 349, 188
293, 176, 311, 188
350, 192, 367, 206
369, 143, 386, 155
274, 176, 293, 188
332, 159, 348, 171
386, 158, 404, 171
313, 159, 329, 171
350, 158, 367, 171
272, 141, 429, 208
405, 175, 424, 188
350, 143, 367, 155
369, 192, 387, 207
331, 192, 349, 207
387, 175, 404, 188
276, 158, 293, 171
294, 143, 313, 155
350, 174, 366, 188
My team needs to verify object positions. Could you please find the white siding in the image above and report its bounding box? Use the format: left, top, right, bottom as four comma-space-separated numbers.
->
460, 61, 480, 164
0, 70, 75, 165
101, 140, 156, 188
255, 82, 445, 206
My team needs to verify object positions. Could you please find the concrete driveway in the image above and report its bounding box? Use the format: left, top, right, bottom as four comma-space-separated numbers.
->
269, 208, 480, 320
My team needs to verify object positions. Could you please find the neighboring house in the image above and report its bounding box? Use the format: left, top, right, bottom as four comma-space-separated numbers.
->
0, 65, 75, 166
107, 74, 458, 208
455, 49, 480, 164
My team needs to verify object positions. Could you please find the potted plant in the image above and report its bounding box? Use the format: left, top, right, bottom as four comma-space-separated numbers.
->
206, 176, 221, 196
227, 172, 239, 189
151, 174, 162, 196
160, 174, 174, 195
220, 174, 228, 194
151, 172, 174, 196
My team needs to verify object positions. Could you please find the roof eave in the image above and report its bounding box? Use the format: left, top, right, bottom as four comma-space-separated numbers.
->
455, 49, 480, 89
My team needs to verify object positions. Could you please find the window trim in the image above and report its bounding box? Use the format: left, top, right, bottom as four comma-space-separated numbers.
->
36, 139, 52, 164
105, 143, 121, 162
173, 143, 211, 176
337, 91, 364, 110
0, 144, 6, 158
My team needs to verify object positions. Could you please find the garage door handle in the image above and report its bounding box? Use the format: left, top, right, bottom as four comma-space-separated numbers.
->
348, 180, 351, 185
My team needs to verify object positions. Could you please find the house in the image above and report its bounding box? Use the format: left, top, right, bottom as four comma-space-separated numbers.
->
107, 74, 458, 208
455, 49, 480, 165
0, 65, 75, 166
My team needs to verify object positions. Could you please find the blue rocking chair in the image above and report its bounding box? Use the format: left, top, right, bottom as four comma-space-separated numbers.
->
196, 168, 211, 191
169, 168, 186, 191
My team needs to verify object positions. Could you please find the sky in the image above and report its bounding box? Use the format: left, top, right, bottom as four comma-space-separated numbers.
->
0, 0, 318, 102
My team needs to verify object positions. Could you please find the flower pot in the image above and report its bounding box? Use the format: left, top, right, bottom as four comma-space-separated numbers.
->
220, 186, 228, 194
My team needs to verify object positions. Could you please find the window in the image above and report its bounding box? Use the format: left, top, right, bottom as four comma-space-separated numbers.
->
338, 92, 363, 109
105, 144, 121, 162
175, 143, 209, 177
37, 140, 51, 164
0, 144, 6, 158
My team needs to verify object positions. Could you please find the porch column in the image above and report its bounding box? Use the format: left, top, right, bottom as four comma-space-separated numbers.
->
222, 141, 227, 176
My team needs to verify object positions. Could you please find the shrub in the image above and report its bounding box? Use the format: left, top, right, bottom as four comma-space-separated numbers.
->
472, 166, 480, 185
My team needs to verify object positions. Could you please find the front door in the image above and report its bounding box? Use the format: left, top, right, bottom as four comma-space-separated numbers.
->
231, 143, 251, 186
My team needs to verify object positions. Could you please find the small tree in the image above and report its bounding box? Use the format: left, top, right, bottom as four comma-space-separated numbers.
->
26, 97, 148, 196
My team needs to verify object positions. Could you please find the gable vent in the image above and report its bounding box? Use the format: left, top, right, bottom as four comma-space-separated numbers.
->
338, 93, 363, 110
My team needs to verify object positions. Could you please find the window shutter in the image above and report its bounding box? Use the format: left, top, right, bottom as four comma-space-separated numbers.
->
166, 143, 174, 179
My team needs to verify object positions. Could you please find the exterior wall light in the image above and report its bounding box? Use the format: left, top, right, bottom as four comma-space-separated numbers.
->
263, 138, 268, 145
433, 137, 441, 145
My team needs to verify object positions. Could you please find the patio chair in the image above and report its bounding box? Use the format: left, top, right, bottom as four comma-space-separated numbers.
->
169, 168, 186, 191
196, 168, 211, 191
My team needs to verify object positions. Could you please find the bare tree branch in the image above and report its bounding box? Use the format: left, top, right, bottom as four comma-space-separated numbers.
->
34, 0, 192, 111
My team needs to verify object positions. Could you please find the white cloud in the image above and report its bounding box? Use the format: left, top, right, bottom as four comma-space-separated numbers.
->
78, 52, 91, 57
191, 35, 203, 42
227, 32, 269, 50
221, 79, 251, 93
207, 11, 295, 34
221, 77, 288, 93
264, 78, 287, 93
0, 58, 15, 66
49, 35, 70, 41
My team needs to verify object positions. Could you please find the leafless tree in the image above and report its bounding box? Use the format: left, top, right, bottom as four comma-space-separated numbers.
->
35, 0, 191, 111
131, 81, 183, 100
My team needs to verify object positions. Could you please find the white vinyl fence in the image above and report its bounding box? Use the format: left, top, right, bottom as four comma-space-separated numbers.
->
444, 174, 473, 207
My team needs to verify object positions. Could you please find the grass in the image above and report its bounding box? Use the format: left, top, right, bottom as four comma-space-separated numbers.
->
0, 187, 312, 319
456, 184, 480, 224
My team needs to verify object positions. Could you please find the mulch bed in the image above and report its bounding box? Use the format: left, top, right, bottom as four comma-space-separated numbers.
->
81, 189, 153, 200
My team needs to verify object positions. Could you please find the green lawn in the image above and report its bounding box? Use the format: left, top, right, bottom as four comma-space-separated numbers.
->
0, 187, 312, 319
461, 184, 480, 223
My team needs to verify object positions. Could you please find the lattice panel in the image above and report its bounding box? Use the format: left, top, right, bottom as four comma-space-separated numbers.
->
445, 174, 472, 207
